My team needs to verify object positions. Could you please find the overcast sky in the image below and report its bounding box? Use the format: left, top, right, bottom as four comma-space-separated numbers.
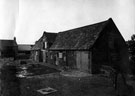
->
0, 0, 134, 44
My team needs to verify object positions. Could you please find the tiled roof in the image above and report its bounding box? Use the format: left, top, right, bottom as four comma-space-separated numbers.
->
50, 18, 113, 50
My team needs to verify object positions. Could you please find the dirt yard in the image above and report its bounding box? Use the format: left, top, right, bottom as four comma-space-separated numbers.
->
0, 59, 135, 96
19, 73, 115, 96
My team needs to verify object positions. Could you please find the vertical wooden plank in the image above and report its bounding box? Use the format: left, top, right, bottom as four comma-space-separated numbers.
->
43, 50, 46, 62
81, 51, 89, 71
89, 51, 92, 74
76, 51, 81, 69
35, 51, 38, 61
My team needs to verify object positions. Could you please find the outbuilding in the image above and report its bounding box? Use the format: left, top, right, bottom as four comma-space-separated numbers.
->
0, 37, 18, 59
17, 44, 33, 59
31, 31, 57, 62
49, 18, 129, 74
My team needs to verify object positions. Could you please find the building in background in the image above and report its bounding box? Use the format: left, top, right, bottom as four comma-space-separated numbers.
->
49, 18, 129, 74
31, 31, 57, 62
17, 44, 33, 59
0, 37, 18, 59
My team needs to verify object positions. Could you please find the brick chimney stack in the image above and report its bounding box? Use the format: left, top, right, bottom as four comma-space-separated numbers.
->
14, 37, 16, 41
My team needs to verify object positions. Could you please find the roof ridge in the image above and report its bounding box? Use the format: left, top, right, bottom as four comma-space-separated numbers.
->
58, 19, 110, 33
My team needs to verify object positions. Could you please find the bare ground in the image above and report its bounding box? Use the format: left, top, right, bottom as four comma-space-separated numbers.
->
0, 59, 135, 96
19, 72, 116, 96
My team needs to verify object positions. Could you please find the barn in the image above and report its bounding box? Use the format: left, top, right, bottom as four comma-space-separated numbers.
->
49, 18, 129, 74
31, 31, 57, 62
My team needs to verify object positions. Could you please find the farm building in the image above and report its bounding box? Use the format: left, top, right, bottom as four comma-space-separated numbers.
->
49, 18, 129, 74
0, 37, 18, 59
17, 44, 33, 59
31, 31, 57, 62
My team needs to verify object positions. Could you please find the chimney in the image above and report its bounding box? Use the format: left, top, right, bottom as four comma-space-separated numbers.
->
14, 37, 16, 41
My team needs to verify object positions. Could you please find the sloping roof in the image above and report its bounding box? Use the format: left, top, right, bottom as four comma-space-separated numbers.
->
32, 32, 57, 50
50, 18, 113, 50
18, 44, 33, 51
0, 39, 18, 50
